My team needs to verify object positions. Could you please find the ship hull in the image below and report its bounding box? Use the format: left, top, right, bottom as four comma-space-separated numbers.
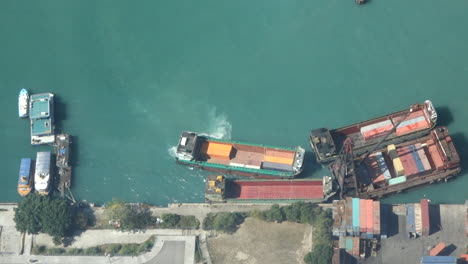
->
177, 159, 299, 179
18, 89, 29, 118
18, 186, 33, 197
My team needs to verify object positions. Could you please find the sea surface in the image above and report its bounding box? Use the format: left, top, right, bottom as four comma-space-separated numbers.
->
1, 1, 467, 206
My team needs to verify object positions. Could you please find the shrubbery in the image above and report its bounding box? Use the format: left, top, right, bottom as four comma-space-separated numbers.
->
160, 214, 200, 229
31, 236, 156, 256
104, 199, 154, 231
202, 212, 246, 233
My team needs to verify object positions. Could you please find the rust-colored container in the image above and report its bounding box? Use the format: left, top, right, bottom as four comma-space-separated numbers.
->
427, 139, 445, 170
398, 146, 419, 177
264, 149, 295, 159
263, 155, 294, 165
352, 237, 360, 256
429, 242, 446, 256
414, 203, 422, 235
345, 197, 353, 235
360, 199, 367, 233
366, 199, 374, 234
373, 201, 381, 235
421, 199, 430, 236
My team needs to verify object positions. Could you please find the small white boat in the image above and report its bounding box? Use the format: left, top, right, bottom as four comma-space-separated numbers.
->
18, 89, 29, 118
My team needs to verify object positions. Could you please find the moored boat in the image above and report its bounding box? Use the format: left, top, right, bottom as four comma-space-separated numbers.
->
205, 175, 326, 203
34, 152, 52, 195
18, 158, 33, 196
175, 132, 305, 179
310, 100, 437, 163
328, 127, 460, 199
30, 93, 55, 145
18, 89, 29, 118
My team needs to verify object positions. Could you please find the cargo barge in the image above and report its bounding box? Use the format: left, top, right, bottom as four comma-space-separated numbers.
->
175, 132, 305, 179
18, 158, 33, 196
34, 151, 52, 195
328, 127, 460, 199
310, 100, 437, 163
30, 93, 55, 145
54, 134, 72, 196
205, 175, 327, 203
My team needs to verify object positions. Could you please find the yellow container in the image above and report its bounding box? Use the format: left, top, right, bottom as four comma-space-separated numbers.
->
264, 155, 294, 165
208, 181, 216, 188
393, 157, 405, 177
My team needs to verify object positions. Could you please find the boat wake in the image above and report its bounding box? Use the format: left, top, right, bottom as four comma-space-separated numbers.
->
199, 109, 232, 140
167, 146, 178, 158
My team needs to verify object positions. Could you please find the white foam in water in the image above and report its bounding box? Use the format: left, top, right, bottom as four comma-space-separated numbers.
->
200, 108, 232, 140
167, 108, 232, 159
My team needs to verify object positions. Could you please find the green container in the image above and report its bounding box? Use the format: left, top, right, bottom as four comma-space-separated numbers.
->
345, 237, 353, 251
389, 176, 407, 185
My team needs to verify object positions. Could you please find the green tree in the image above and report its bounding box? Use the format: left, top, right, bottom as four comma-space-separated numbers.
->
264, 204, 284, 222
212, 212, 245, 233
14, 193, 71, 242
105, 199, 153, 231
161, 213, 181, 228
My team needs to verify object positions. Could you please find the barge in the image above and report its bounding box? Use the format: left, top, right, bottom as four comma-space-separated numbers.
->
328, 127, 460, 199
18, 158, 33, 196
310, 100, 437, 163
30, 93, 55, 145
34, 152, 52, 195
205, 175, 328, 203
54, 134, 72, 196
175, 132, 305, 179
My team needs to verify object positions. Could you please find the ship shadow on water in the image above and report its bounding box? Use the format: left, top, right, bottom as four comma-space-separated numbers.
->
435, 106, 454, 127
450, 132, 467, 174
54, 95, 67, 133
298, 151, 322, 179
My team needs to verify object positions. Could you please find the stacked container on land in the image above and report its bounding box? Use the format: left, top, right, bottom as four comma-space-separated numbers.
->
407, 204, 416, 238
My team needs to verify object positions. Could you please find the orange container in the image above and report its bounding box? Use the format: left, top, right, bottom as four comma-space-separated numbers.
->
396, 120, 430, 136
429, 242, 446, 256
202, 142, 233, 159
264, 155, 294, 165
265, 149, 295, 159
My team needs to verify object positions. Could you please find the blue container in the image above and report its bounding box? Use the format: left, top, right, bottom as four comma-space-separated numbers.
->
409, 145, 425, 172
421, 256, 457, 263
366, 232, 373, 239
352, 198, 360, 233
407, 204, 416, 233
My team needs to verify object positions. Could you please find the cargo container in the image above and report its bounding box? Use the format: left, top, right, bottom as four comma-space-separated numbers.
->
366, 199, 374, 235
389, 176, 407, 185
310, 100, 437, 164
375, 152, 391, 179
415, 203, 422, 236
352, 237, 360, 257
352, 198, 360, 235
339, 236, 345, 249
421, 199, 430, 236
360, 199, 367, 233
429, 242, 445, 256
415, 143, 432, 171
345, 237, 353, 252
427, 139, 444, 170
373, 201, 381, 235
421, 256, 456, 263
345, 198, 353, 235
407, 204, 416, 237
465, 200, 468, 237
263, 155, 294, 165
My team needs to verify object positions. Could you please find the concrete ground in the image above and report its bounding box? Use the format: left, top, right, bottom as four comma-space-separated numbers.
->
0, 205, 23, 255
361, 204, 467, 264
207, 217, 313, 264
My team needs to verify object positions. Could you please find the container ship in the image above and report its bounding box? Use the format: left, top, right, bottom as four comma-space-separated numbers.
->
34, 152, 52, 195
18, 158, 33, 196
30, 93, 55, 145
205, 175, 328, 203
175, 132, 305, 179
328, 127, 460, 199
310, 100, 437, 163
18, 89, 29, 118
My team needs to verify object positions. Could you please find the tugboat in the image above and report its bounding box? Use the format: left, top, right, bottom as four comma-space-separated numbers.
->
356, 0, 365, 4
18, 89, 29, 118
18, 158, 33, 196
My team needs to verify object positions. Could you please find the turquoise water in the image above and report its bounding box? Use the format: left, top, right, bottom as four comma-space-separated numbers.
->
1, 1, 467, 206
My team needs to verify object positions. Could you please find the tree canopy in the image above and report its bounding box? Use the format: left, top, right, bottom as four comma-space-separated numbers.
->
14, 193, 72, 242
104, 199, 153, 231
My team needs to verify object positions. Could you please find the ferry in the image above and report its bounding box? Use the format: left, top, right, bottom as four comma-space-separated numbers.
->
34, 152, 52, 195
18, 89, 29, 118
18, 158, 33, 196
328, 127, 460, 200
175, 132, 305, 179
30, 93, 55, 145
310, 100, 437, 164
205, 175, 329, 203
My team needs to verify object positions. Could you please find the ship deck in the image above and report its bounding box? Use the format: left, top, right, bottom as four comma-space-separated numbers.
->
29, 94, 52, 119
31, 118, 53, 136
203, 141, 296, 170
226, 180, 323, 200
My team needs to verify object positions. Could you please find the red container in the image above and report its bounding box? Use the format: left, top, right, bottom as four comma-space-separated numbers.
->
373, 201, 381, 235
429, 242, 446, 256
360, 199, 367, 233
366, 200, 374, 233
398, 146, 419, 177
427, 139, 445, 170
421, 199, 430, 236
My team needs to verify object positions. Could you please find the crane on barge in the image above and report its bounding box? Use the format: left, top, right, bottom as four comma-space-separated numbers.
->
327, 105, 417, 199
